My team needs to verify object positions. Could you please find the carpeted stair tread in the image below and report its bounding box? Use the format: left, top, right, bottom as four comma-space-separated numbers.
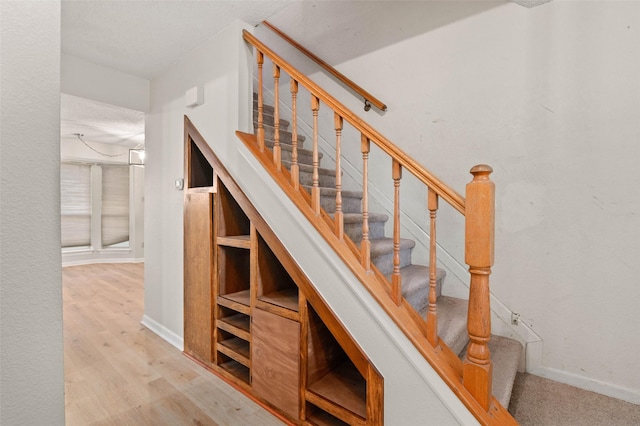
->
264, 140, 321, 160
253, 112, 290, 129
259, 123, 307, 147
385, 265, 445, 313
301, 185, 363, 214
367, 237, 415, 256
336, 212, 388, 241
430, 295, 469, 356
281, 160, 335, 177
307, 186, 362, 198
340, 212, 389, 224
401, 265, 445, 299
366, 238, 415, 275
488, 335, 522, 408
280, 161, 337, 188
458, 334, 522, 409
253, 98, 276, 115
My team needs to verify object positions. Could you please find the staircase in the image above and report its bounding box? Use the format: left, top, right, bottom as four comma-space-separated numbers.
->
252, 95, 523, 410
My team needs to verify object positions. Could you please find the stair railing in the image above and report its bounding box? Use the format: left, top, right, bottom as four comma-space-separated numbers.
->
243, 29, 499, 419
262, 21, 387, 112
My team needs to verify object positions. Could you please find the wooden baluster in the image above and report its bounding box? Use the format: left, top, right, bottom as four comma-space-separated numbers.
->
256, 51, 265, 152
334, 113, 344, 239
290, 79, 300, 190
391, 160, 402, 305
311, 96, 321, 215
272, 64, 281, 169
361, 134, 371, 272
426, 188, 439, 347
463, 165, 495, 411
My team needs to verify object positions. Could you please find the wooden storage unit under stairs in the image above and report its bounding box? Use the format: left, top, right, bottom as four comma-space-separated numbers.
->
214, 181, 253, 385
183, 117, 383, 425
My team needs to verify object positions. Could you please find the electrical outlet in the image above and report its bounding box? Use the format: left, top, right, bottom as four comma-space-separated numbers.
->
511, 312, 521, 325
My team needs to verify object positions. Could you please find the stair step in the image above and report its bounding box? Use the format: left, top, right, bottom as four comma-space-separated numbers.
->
384, 265, 445, 313
281, 161, 336, 188
256, 122, 306, 148
253, 111, 290, 129
486, 335, 522, 409
431, 296, 469, 356
252, 97, 276, 115
302, 186, 363, 214
264, 140, 320, 165
367, 237, 415, 275
458, 335, 522, 409
340, 212, 388, 242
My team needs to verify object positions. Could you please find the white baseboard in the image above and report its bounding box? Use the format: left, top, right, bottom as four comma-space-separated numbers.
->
141, 315, 184, 351
62, 255, 144, 267
530, 366, 640, 405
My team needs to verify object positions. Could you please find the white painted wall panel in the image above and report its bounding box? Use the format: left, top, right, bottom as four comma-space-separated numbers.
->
0, 1, 65, 423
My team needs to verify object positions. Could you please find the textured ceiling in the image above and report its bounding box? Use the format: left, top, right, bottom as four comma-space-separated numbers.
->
60, 1, 547, 147
61, 1, 294, 146
61, 94, 145, 147
61, 0, 294, 79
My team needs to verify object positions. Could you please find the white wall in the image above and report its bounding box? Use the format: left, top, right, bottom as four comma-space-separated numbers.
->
0, 1, 65, 424
265, 0, 640, 403
143, 19, 252, 348
61, 53, 150, 112
145, 19, 479, 424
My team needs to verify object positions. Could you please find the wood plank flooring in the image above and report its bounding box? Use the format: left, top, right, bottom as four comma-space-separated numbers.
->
63, 262, 284, 426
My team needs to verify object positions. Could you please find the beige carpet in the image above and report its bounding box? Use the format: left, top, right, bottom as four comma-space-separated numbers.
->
509, 373, 640, 426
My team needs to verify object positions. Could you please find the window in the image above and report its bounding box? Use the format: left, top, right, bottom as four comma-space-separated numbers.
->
61, 162, 91, 248
102, 165, 130, 248
61, 162, 131, 250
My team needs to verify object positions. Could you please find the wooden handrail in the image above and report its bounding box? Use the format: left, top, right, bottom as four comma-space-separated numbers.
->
243, 30, 465, 214
262, 21, 387, 112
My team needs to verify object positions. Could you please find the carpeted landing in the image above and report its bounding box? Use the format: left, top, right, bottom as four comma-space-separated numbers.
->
509, 373, 640, 425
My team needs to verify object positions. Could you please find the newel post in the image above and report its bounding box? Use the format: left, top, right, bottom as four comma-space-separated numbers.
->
463, 165, 494, 411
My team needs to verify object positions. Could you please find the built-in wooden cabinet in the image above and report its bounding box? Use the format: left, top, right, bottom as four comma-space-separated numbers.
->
183, 118, 383, 425
252, 307, 301, 419
183, 140, 215, 364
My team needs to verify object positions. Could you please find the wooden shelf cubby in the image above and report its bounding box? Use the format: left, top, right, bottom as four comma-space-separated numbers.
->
306, 403, 351, 426
306, 306, 368, 424
257, 234, 299, 313
218, 335, 250, 367
217, 246, 251, 300
216, 180, 250, 238
187, 139, 214, 189
219, 358, 250, 385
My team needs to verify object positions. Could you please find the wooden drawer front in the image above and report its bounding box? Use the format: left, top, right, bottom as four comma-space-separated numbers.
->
251, 308, 300, 419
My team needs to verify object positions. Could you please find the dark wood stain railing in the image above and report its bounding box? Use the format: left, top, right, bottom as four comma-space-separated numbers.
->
263, 21, 388, 112
241, 29, 513, 425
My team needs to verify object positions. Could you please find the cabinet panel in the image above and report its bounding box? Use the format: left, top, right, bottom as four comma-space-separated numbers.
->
252, 308, 300, 419
184, 192, 213, 362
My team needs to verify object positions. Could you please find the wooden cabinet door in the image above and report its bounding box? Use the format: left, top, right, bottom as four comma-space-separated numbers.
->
184, 192, 214, 363
252, 308, 300, 419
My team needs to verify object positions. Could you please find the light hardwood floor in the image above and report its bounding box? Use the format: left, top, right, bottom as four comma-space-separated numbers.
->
63, 262, 285, 426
